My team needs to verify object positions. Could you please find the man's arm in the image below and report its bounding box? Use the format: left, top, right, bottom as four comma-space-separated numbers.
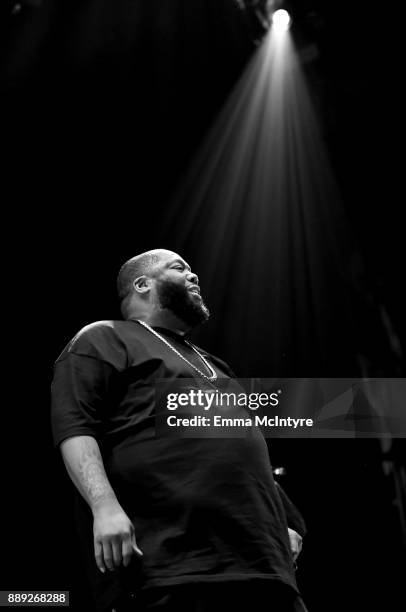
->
275, 481, 307, 537
275, 481, 306, 564
287, 527, 303, 564
60, 435, 143, 574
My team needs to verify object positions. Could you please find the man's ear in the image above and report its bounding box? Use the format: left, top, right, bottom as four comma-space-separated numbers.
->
133, 275, 150, 294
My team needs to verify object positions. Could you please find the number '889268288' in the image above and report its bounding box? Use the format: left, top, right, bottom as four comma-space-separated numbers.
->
0, 591, 69, 606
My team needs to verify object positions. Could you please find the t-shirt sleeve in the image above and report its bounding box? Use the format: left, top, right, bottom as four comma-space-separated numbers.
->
51, 352, 116, 448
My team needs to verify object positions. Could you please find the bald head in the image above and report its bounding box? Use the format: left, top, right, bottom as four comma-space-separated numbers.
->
118, 250, 170, 297
117, 249, 181, 317
117, 249, 209, 327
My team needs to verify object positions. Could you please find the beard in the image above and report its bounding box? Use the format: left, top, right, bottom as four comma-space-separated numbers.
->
156, 278, 210, 328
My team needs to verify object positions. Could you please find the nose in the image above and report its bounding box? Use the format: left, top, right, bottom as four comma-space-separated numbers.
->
187, 271, 199, 285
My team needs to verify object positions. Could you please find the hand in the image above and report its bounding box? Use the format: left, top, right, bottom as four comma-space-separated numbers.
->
93, 500, 143, 573
287, 527, 303, 563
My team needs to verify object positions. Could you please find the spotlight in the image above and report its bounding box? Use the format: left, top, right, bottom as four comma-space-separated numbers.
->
272, 9, 291, 32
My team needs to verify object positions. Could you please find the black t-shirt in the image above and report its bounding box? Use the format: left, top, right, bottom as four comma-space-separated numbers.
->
51, 320, 298, 611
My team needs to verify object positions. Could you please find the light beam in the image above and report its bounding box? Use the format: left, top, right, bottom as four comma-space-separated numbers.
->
158, 25, 357, 376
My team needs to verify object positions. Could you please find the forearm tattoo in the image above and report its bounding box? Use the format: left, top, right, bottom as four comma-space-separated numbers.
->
77, 441, 115, 507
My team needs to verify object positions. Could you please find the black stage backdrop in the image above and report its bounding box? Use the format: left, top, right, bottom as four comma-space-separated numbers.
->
1, 2, 404, 611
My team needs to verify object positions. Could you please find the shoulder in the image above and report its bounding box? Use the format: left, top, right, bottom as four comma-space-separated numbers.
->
70, 320, 119, 341
55, 320, 133, 365
69, 320, 122, 347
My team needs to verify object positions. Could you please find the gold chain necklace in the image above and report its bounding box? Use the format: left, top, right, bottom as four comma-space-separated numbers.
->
135, 319, 218, 382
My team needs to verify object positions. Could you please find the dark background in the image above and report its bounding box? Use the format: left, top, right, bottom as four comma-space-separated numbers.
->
1, 1, 404, 610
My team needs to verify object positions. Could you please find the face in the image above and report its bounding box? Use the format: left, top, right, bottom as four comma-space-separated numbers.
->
151, 253, 210, 327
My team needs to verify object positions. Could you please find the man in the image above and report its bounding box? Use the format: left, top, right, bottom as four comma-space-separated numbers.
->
51, 249, 306, 612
